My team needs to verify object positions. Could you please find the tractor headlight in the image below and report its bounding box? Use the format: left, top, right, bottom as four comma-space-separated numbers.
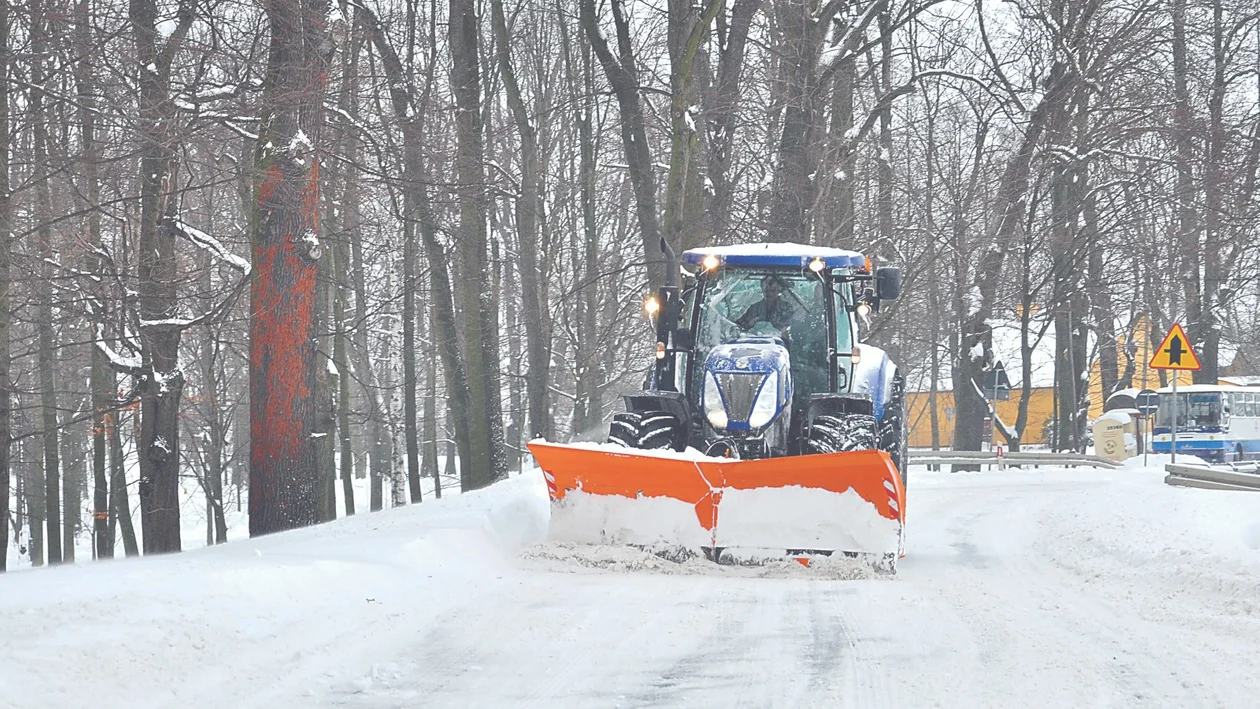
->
703, 372, 728, 430
747, 375, 780, 429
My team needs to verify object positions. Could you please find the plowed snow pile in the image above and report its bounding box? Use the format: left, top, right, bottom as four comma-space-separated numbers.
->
519, 541, 879, 579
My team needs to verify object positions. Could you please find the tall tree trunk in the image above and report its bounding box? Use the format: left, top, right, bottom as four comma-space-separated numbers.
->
132, 0, 194, 554
199, 239, 229, 544
249, 0, 330, 535
73, 0, 113, 560
109, 409, 139, 556
0, 0, 10, 571
501, 228, 524, 458
402, 214, 422, 503
1193, 0, 1227, 384
450, 0, 506, 491
579, 38, 602, 434
1171, 0, 1201, 381
62, 417, 84, 562
424, 323, 440, 497
25, 438, 44, 566
662, 0, 723, 252
492, 0, 551, 442
826, 25, 859, 247
953, 60, 1072, 456
1087, 194, 1118, 400
334, 225, 355, 516
31, 0, 62, 565
580, 0, 664, 287
1050, 70, 1089, 452
344, 152, 386, 512
767, 0, 827, 243
357, 4, 475, 495
704, 0, 760, 241
921, 84, 941, 459
875, 9, 894, 255
332, 25, 360, 517
314, 234, 337, 522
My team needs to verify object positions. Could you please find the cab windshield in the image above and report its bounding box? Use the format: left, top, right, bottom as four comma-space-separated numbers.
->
693, 269, 847, 403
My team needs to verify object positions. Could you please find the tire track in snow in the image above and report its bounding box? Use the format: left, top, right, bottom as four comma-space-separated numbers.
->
829, 582, 894, 709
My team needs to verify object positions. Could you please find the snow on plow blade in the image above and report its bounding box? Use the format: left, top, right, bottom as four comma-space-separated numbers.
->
527, 442, 905, 564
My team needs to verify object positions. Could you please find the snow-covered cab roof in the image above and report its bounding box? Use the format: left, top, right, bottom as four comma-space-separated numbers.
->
681, 242, 867, 270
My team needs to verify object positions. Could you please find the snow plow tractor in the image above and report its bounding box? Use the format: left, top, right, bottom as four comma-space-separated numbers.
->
528, 241, 907, 572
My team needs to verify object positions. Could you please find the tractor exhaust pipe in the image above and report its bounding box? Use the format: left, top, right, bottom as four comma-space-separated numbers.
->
660, 237, 678, 289
653, 238, 681, 392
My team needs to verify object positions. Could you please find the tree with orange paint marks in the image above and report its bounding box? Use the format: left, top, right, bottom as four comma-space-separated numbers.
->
249, 0, 333, 536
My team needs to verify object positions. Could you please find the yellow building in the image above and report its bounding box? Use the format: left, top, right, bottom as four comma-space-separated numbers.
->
907, 315, 1196, 448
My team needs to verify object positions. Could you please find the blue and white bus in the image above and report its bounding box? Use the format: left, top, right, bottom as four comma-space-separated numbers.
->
1151, 384, 1260, 463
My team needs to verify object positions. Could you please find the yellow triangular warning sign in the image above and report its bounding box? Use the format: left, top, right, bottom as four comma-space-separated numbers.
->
1149, 323, 1201, 371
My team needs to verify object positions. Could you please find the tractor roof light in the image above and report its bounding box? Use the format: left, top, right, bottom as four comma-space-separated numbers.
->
702, 253, 721, 271
863, 256, 873, 272
644, 295, 660, 316
851, 345, 862, 364
809, 257, 825, 273
856, 302, 872, 318
655, 342, 667, 359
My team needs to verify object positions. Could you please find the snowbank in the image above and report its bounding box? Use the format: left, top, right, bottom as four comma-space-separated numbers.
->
0, 472, 550, 708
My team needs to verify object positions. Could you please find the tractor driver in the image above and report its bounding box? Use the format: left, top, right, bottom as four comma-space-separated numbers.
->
735, 275, 797, 335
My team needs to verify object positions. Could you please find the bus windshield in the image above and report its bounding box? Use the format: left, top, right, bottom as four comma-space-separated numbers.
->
1156, 392, 1223, 429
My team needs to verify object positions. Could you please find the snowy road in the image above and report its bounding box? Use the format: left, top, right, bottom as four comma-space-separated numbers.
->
5, 461, 1260, 708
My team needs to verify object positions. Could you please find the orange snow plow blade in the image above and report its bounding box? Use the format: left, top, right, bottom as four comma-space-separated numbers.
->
527, 442, 905, 565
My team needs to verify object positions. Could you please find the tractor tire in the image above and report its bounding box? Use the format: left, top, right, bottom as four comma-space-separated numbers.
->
637, 411, 680, 450
805, 413, 877, 455
606, 410, 679, 451
878, 374, 908, 487
607, 412, 644, 448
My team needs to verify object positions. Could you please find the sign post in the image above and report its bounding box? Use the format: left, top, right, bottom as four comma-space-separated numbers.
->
1148, 324, 1202, 464
1135, 388, 1158, 467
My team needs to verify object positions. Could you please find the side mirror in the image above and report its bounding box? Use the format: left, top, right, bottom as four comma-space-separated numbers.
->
875, 267, 902, 301
673, 328, 695, 350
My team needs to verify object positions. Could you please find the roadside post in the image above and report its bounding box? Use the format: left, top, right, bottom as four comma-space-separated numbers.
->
1135, 388, 1158, 467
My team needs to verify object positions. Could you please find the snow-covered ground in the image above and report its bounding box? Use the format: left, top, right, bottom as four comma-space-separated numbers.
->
3, 458, 1260, 708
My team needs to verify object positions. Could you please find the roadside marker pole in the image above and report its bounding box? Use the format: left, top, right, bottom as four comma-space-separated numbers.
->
1143, 415, 1149, 468
1171, 376, 1177, 465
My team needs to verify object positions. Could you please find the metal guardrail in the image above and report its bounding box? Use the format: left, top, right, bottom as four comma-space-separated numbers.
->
908, 449, 1121, 470
1164, 462, 1260, 492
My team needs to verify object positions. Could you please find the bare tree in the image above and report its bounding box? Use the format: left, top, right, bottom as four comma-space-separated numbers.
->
249, 0, 333, 535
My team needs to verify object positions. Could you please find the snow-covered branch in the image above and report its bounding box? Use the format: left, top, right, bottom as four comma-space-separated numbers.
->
172, 219, 251, 274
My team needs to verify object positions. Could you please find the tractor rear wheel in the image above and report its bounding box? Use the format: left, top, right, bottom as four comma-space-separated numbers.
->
878, 374, 908, 486
607, 410, 679, 451
805, 414, 877, 454
607, 412, 644, 448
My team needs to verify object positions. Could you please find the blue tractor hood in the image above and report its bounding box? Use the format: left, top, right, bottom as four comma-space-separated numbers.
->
703, 337, 793, 433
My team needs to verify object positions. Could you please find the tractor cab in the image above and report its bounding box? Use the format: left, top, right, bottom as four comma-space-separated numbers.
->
634, 242, 903, 462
